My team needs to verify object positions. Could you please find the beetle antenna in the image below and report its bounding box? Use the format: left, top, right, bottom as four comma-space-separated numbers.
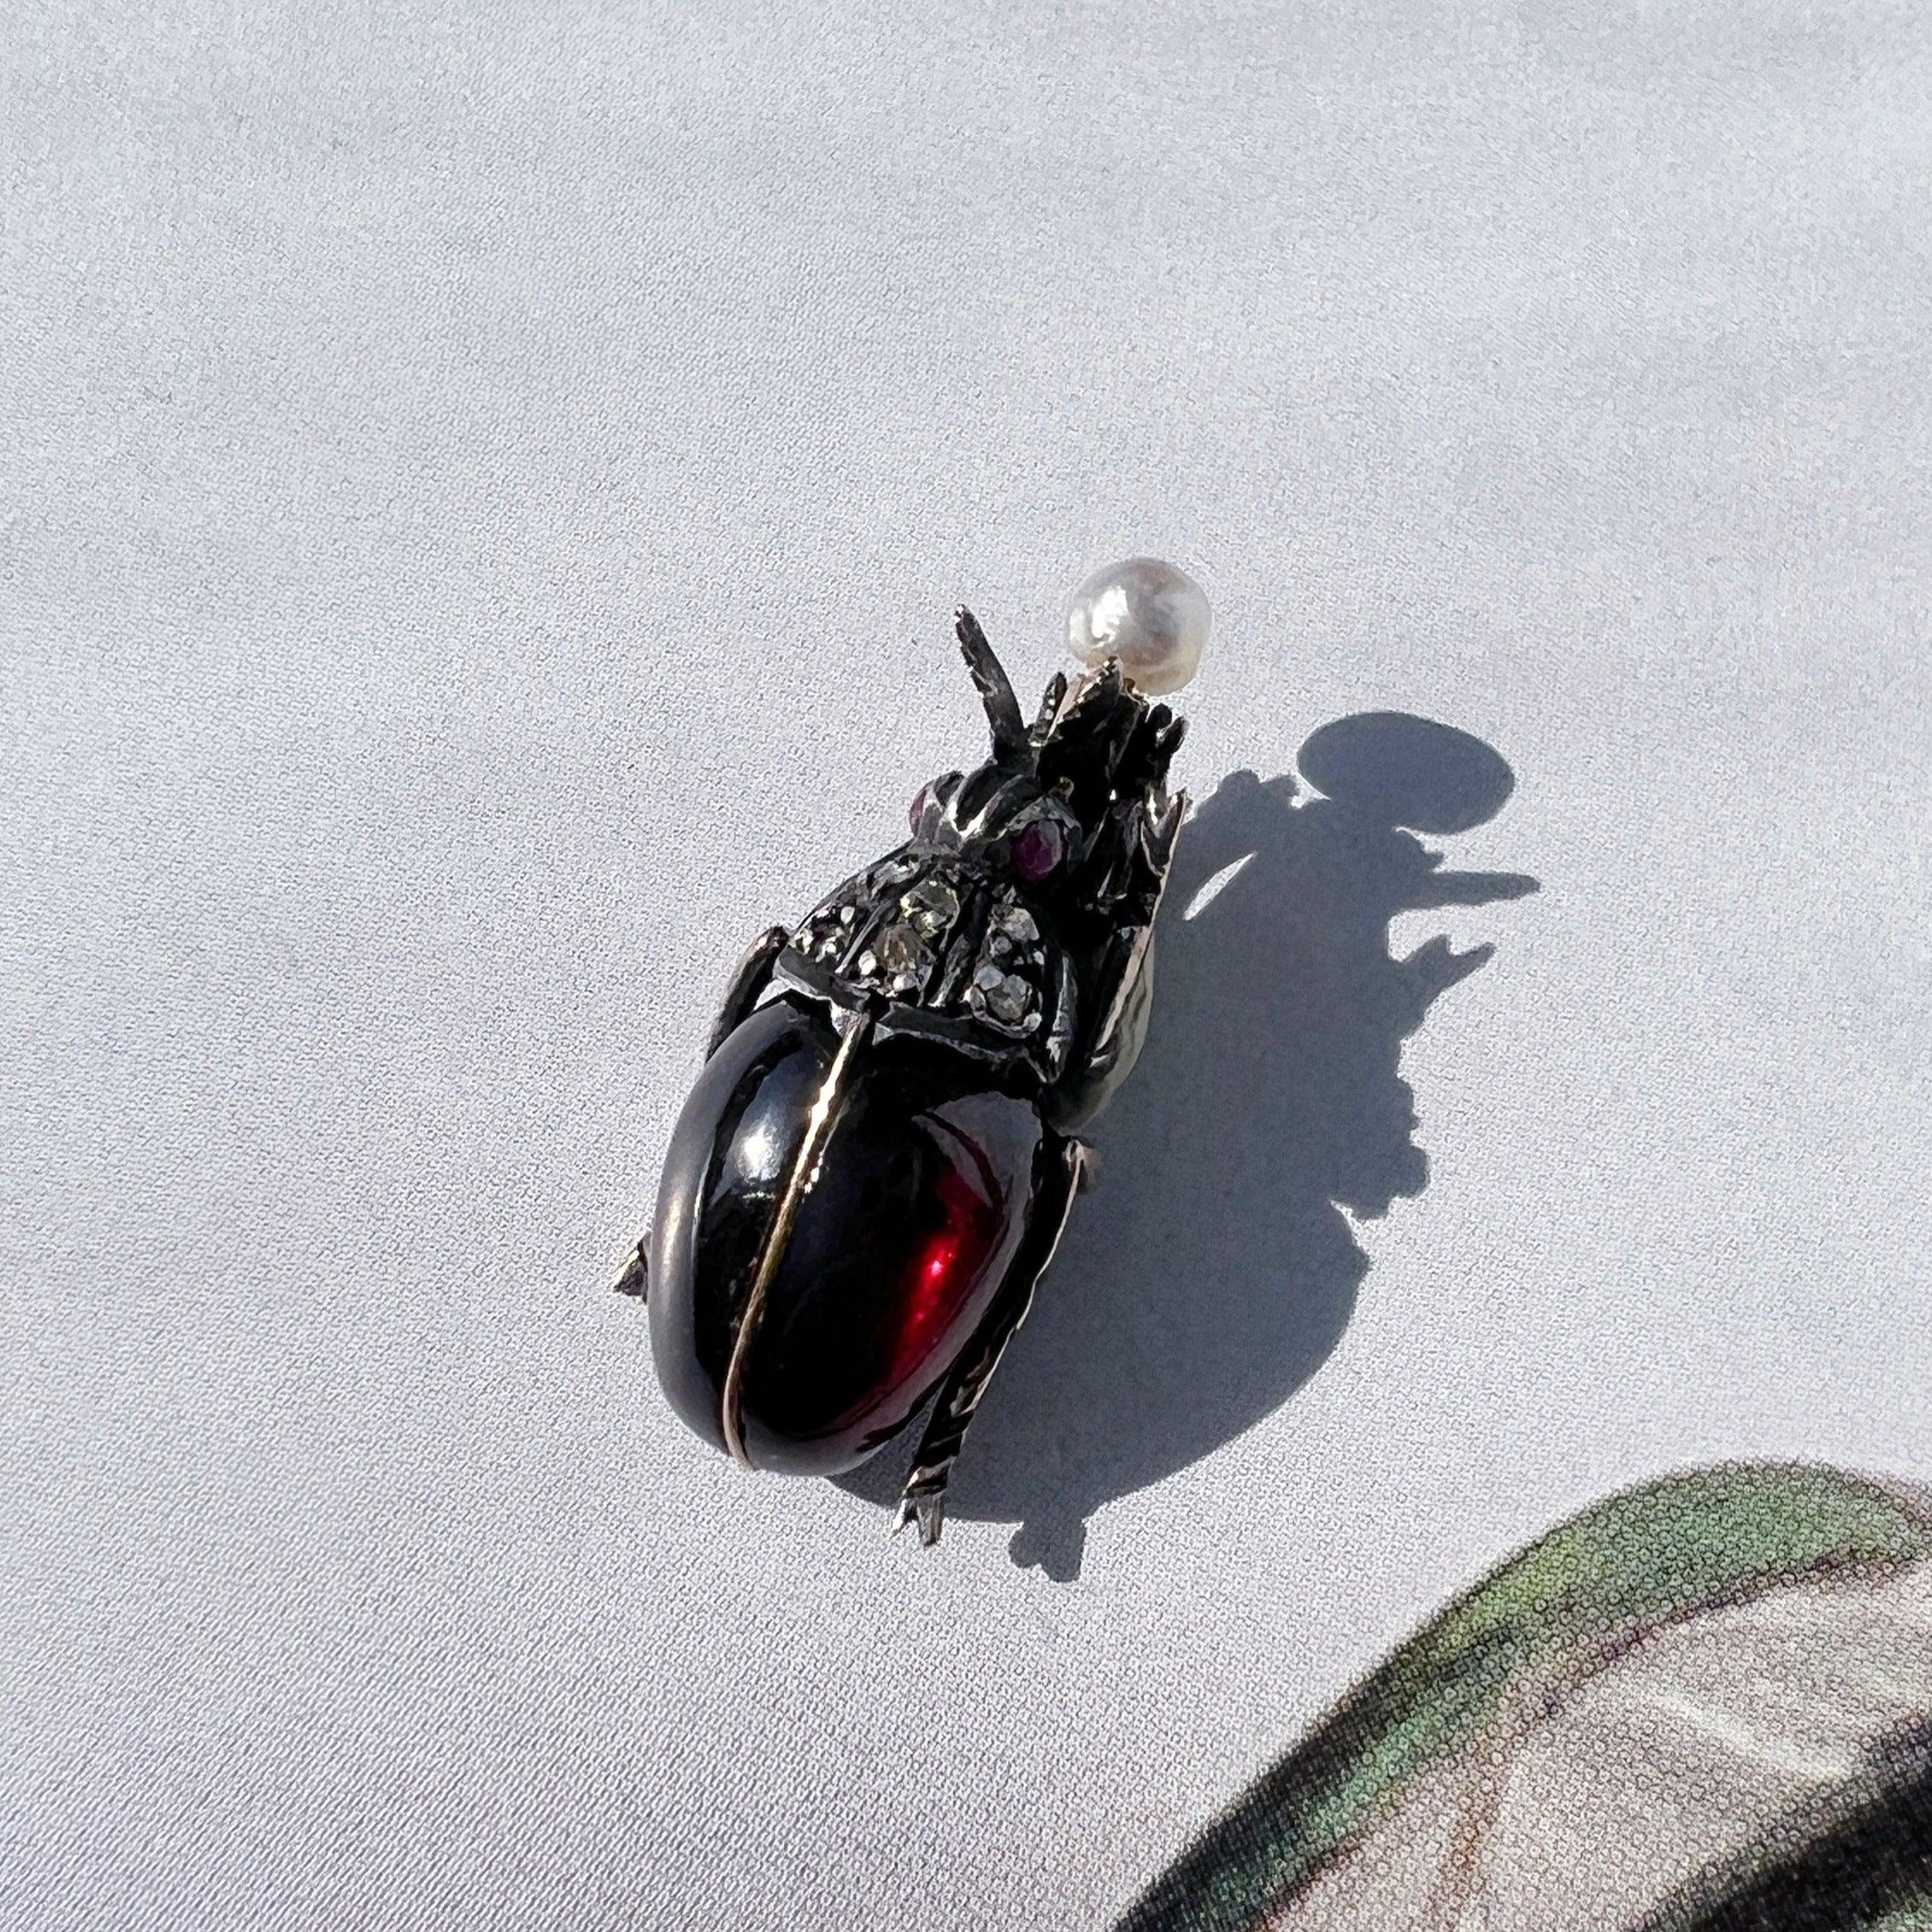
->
954, 606, 1028, 760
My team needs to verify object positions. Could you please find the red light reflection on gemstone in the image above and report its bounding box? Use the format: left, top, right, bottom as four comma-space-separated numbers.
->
890, 1123, 1004, 1388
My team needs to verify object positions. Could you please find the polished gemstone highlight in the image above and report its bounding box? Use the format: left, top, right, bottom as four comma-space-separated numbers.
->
647, 996, 1045, 1476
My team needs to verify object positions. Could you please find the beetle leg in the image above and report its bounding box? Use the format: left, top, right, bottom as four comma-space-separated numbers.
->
1042, 790, 1189, 1133
706, 924, 790, 1058
614, 1234, 650, 1300
617, 926, 789, 1304
895, 1133, 1087, 1547
1092, 788, 1187, 1055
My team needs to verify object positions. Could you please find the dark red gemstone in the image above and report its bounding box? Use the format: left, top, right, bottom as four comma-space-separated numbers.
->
648, 996, 1045, 1475
1011, 819, 1064, 882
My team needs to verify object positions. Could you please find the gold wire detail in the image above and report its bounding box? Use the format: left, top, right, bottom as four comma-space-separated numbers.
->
720, 1006, 875, 1468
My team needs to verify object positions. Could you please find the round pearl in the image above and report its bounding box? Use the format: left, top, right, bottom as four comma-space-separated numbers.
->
1064, 557, 1210, 695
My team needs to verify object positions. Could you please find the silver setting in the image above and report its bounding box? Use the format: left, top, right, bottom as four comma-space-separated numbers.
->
705, 924, 790, 1060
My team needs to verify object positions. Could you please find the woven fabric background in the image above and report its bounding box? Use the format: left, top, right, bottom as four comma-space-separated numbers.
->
3, 4, 1928, 1928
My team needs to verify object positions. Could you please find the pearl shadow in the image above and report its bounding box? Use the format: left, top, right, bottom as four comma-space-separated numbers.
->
837, 713, 1539, 1578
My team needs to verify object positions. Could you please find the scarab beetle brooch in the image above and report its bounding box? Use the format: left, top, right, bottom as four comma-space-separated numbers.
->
619, 558, 1208, 1543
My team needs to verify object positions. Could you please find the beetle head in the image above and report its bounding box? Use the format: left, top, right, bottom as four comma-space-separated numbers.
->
905, 608, 1186, 919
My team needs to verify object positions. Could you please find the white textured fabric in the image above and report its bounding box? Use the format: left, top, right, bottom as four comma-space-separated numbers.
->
3, 5, 1928, 1929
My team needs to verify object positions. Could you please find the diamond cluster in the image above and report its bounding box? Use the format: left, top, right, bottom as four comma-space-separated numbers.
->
798, 860, 1046, 1036
966, 904, 1042, 1032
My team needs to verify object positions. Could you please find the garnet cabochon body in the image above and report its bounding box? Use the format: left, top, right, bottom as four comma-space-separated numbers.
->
647, 995, 1047, 1476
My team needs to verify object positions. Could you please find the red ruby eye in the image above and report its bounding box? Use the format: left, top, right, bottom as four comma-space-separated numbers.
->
1011, 821, 1064, 882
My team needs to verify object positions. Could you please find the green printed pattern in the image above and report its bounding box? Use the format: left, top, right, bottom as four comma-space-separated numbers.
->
1118, 1463, 1932, 1932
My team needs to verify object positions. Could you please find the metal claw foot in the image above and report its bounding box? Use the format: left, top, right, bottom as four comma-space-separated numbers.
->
894, 1490, 947, 1547
614, 1235, 650, 1299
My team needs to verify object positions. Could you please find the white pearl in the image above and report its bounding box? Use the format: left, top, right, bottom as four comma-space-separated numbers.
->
1064, 557, 1210, 695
